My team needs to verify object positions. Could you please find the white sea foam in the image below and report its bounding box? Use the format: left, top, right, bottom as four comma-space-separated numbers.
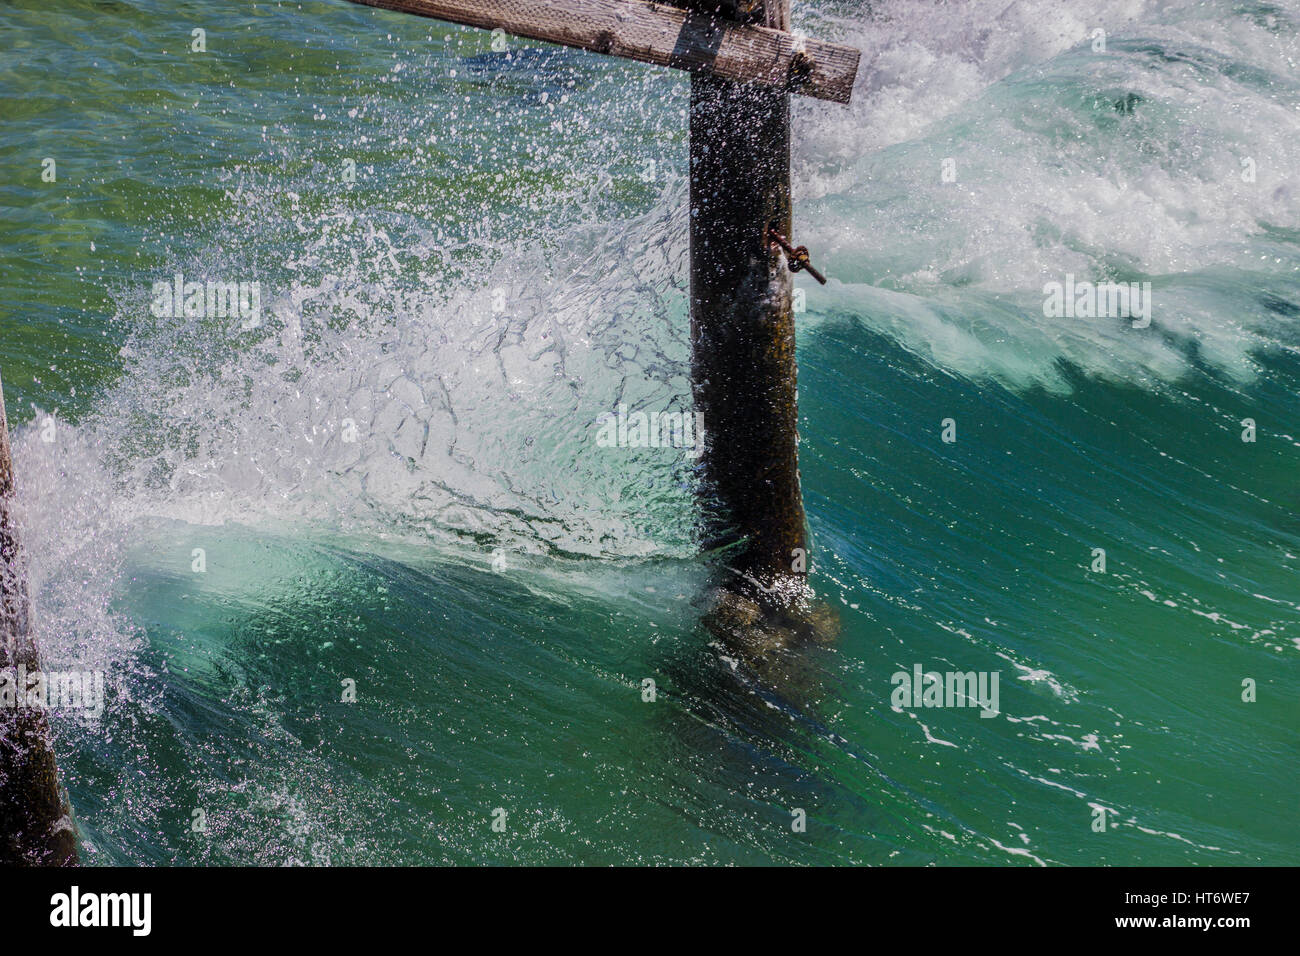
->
797, 0, 1300, 389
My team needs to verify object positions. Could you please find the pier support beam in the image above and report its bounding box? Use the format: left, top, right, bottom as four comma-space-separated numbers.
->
687, 0, 808, 608
341, 0, 860, 104
0, 373, 78, 866
329, 0, 856, 616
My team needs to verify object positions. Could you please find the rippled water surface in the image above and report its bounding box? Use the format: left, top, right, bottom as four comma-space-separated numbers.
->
1, 0, 1297, 864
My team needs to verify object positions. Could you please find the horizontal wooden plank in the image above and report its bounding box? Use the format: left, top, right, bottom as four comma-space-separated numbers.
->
340, 0, 860, 103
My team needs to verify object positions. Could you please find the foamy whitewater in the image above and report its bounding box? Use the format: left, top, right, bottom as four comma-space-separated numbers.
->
2, 0, 1296, 864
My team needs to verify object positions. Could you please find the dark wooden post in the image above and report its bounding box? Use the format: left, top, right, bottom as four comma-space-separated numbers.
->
0, 373, 78, 866
686, 0, 808, 610
340, 0, 860, 618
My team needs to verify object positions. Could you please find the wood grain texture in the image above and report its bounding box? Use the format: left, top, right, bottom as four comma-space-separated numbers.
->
341, 0, 859, 103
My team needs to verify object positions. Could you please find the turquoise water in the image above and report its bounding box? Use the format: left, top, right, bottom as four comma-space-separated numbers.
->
1, 0, 1297, 864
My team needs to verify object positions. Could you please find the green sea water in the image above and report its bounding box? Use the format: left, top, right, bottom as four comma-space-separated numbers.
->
1, 0, 1297, 864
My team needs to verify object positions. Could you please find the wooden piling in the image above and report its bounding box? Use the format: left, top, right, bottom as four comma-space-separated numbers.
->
0, 373, 78, 866
334, 0, 853, 617
686, 0, 809, 609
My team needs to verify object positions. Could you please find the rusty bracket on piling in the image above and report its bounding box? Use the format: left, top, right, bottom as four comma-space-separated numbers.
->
768, 227, 826, 284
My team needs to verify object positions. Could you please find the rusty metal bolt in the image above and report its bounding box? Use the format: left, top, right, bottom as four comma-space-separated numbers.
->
788, 50, 815, 88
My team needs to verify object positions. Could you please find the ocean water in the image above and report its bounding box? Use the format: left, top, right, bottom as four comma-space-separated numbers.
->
1, 0, 1296, 864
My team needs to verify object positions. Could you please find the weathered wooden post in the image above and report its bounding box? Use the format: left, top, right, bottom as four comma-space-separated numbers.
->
339, 0, 857, 621
0, 373, 79, 865
683, 0, 808, 611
